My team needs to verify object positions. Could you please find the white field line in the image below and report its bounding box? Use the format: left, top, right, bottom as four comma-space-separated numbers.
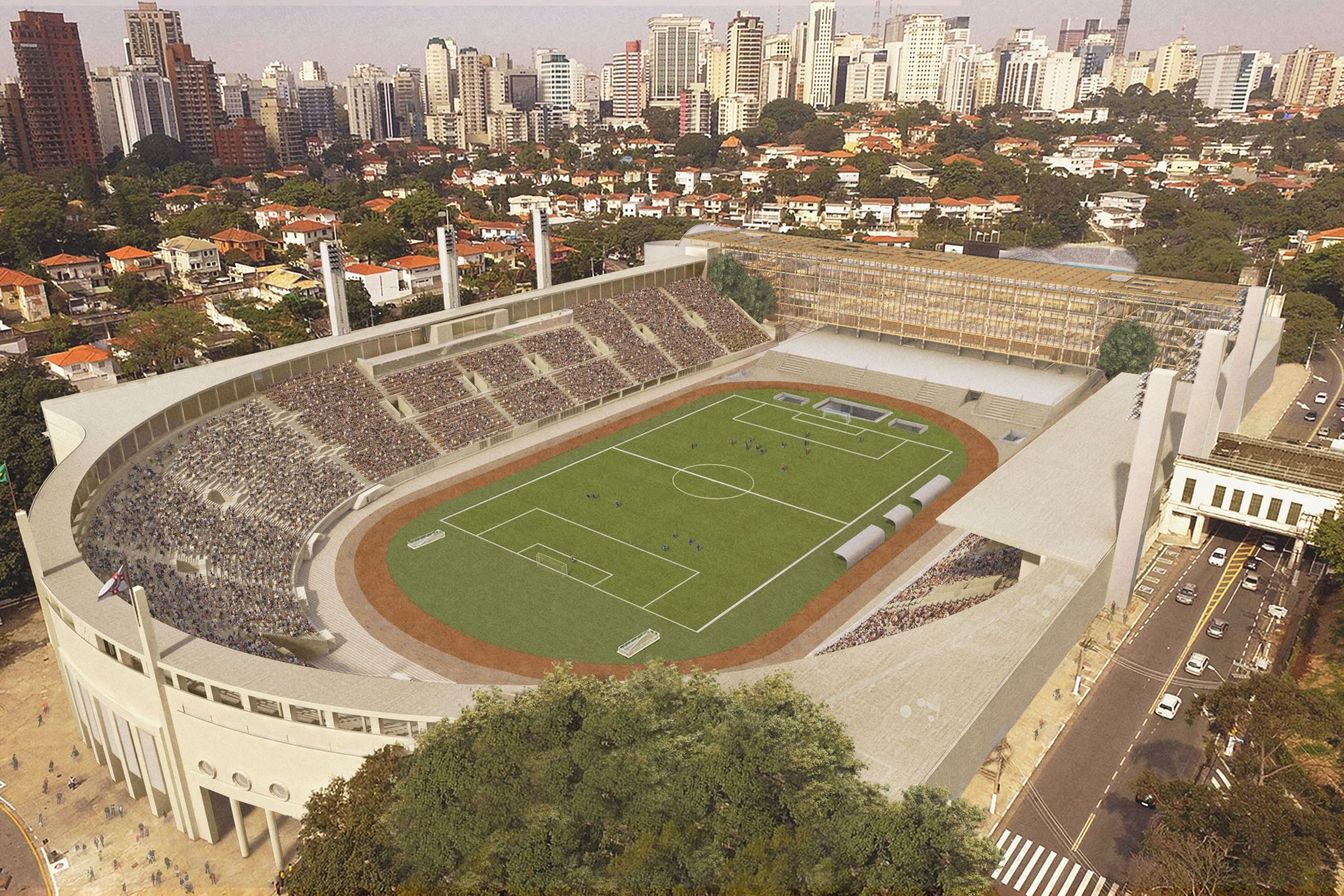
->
732, 399, 914, 460
522, 541, 614, 586
692, 446, 953, 633
611, 446, 848, 525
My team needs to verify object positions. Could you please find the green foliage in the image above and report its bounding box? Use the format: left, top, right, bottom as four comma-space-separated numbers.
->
707, 253, 776, 321
117, 305, 211, 375
760, 98, 816, 135
0, 357, 75, 600
1283, 245, 1344, 310
1097, 321, 1158, 377
125, 134, 190, 172
673, 133, 718, 167
1024, 171, 1088, 243
107, 273, 174, 310
161, 205, 254, 240
0, 172, 79, 265
292, 665, 997, 895
1278, 291, 1341, 363
344, 280, 386, 330
1316, 502, 1344, 581
937, 160, 982, 199
268, 177, 335, 209
641, 106, 678, 142
388, 190, 447, 239
798, 119, 843, 152
342, 220, 410, 263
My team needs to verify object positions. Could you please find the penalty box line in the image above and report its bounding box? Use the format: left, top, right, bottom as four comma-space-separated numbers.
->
521, 541, 614, 585
731, 402, 906, 461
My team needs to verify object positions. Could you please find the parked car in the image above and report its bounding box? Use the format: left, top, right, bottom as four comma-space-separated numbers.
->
1243, 572, 1260, 592
1210, 547, 1228, 566
1155, 693, 1182, 719
1207, 618, 1229, 639
1176, 582, 1198, 605
1337, 397, 1344, 409
1315, 392, 1329, 404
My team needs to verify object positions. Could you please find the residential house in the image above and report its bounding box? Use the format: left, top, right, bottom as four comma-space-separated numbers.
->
158, 236, 222, 281
345, 262, 403, 304
258, 268, 320, 302
0, 267, 50, 322
41, 344, 117, 391
890, 160, 934, 185
210, 228, 268, 264
38, 253, 105, 296
254, 203, 301, 230
106, 246, 167, 281
1303, 227, 1344, 253
280, 219, 336, 261
384, 255, 442, 293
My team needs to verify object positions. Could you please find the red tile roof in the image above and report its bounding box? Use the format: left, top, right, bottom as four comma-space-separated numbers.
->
281, 220, 332, 233
0, 266, 43, 287
42, 344, 109, 366
210, 228, 265, 242
107, 246, 155, 261
39, 253, 96, 266
384, 255, 439, 270
345, 262, 392, 275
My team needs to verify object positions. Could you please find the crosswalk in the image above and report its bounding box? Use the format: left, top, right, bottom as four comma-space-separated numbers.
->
1208, 761, 1232, 790
991, 829, 1123, 896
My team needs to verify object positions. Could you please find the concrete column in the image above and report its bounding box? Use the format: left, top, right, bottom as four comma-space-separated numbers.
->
264, 809, 283, 870
1178, 329, 1229, 459
1219, 287, 1268, 433
1191, 512, 1206, 545
437, 225, 461, 310
229, 798, 250, 858
1107, 369, 1179, 608
531, 206, 552, 291
320, 241, 350, 337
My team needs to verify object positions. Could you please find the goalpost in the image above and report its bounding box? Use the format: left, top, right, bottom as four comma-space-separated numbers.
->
534, 548, 570, 576
617, 629, 661, 658
821, 407, 853, 425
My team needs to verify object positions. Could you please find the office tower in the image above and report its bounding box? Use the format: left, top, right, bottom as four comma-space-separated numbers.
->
123, 2, 182, 74
507, 72, 539, 111
261, 60, 295, 107
1114, 0, 1133, 58
716, 92, 759, 134
648, 14, 710, 106
791, 19, 810, 100
258, 96, 304, 164
705, 42, 728, 99
296, 79, 336, 135
457, 48, 490, 142
944, 15, 971, 44
0, 81, 33, 170
10, 11, 101, 169
727, 10, 764, 99
213, 116, 267, 169
837, 47, 889, 104
345, 64, 397, 141
96, 64, 179, 153
1152, 36, 1198, 94
164, 42, 222, 158
895, 13, 945, 104
394, 64, 426, 139
299, 60, 326, 82
87, 70, 124, 156
939, 44, 978, 114
997, 29, 1049, 108
1039, 51, 1082, 111
1057, 17, 1100, 53
609, 40, 644, 117
803, 0, 836, 107
425, 37, 455, 115
535, 49, 580, 109
971, 50, 1000, 111
1273, 46, 1336, 106
679, 82, 712, 135
1194, 46, 1263, 113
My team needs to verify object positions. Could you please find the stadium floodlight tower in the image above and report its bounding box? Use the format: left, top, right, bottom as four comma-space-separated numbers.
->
532, 206, 553, 291
437, 221, 462, 311
1106, 367, 1178, 609
319, 240, 351, 337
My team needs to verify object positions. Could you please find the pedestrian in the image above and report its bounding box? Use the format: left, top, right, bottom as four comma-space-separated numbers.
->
36, 714, 42, 727
71, 746, 80, 762
47, 759, 54, 773
88, 868, 94, 882
42, 701, 49, 714
37, 813, 43, 827
9, 754, 16, 771
42, 777, 48, 794
55, 792, 63, 806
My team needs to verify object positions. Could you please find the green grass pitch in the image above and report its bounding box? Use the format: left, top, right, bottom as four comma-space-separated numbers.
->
385, 387, 968, 664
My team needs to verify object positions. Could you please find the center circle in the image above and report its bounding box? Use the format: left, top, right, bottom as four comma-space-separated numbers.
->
671, 463, 756, 500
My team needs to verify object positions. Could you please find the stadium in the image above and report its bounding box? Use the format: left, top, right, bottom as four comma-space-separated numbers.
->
19, 229, 1280, 865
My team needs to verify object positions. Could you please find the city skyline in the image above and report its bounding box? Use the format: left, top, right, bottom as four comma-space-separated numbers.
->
0, 0, 1336, 82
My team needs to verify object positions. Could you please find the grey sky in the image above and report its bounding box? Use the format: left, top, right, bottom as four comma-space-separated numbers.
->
0, 1, 1336, 81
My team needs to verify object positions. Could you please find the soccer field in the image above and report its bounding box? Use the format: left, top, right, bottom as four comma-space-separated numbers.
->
384, 387, 968, 664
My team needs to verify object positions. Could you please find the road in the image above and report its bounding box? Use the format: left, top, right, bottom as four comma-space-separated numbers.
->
0, 799, 51, 894
991, 524, 1293, 895
1272, 333, 1344, 446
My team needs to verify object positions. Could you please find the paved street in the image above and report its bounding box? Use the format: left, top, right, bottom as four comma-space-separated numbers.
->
1271, 333, 1344, 445
994, 524, 1298, 893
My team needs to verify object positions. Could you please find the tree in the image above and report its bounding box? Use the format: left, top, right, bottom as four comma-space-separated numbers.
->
0, 357, 74, 601
674, 133, 718, 167
291, 665, 998, 895
269, 176, 335, 209
0, 172, 78, 265
798, 120, 843, 152
1315, 501, 1344, 579
126, 134, 190, 171
388, 190, 447, 239
1097, 321, 1158, 377
161, 205, 254, 240
41, 315, 87, 353
1278, 291, 1341, 363
118, 305, 211, 376
708, 253, 776, 321
107, 273, 174, 310
938, 160, 982, 198
1284, 244, 1344, 310
641, 106, 678, 142
342, 220, 410, 263
344, 280, 386, 330
760, 98, 816, 135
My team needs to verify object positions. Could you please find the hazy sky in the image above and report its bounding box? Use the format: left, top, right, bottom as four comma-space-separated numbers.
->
0, 1, 1336, 80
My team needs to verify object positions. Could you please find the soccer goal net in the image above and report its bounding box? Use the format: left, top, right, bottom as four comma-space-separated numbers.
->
617, 628, 661, 658
821, 407, 852, 425
534, 548, 570, 576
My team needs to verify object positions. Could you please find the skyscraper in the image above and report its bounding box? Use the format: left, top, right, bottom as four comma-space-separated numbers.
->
0, 81, 34, 171
258, 96, 304, 164
123, 1, 182, 74
345, 64, 397, 142
894, 13, 945, 104
727, 10, 764, 100
99, 64, 179, 153
1152, 36, 1198, 94
299, 60, 326, 82
609, 40, 645, 118
10, 11, 101, 169
296, 80, 336, 136
678, 82, 712, 135
394, 64, 426, 139
705, 42, 728, 100
1273, 45, 1336, 106
456, 48, 490, 143
425, 37, 456, 115
803, 0, 836, 108
163, 42, 222, 158
261, 60, 296, 107
1194, 46, 1263, 113
648, 14, 710, 106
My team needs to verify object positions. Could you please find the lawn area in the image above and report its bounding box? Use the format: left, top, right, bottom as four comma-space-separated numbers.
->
385, 388, 968, 663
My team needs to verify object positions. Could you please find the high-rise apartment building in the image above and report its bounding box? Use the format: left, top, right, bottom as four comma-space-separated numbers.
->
535, 49, 581, 109
727, 10, 764, 99
939, 44, 979, 115
895, 13, 945, 104
762, 33, 793, 103
609, 40, 645, 117
87, 70, 124, 156
803, 0, 836, 107
258, 96, 304, 164
164, 42, 222, 158
261, 60, 295, 107
0, 81, 33, 171
425, 37, 456, 115
123, 2, 182, 74
296, 80, 336, 135
1056, 18, 1101, 53
648, 14, 710, 106
456, 48, 490, 143
345, 64, 397, 142
394, 64, 426, 139
213, 116, 267, 169
679, 82, 712, 135
11, 11, 102, 169
1152, 36, 1198, 94
704, 42, 728, 100
997, 28, 1049, 108
299, 60, 326, 82
1273, 45, 1336, 106
96, 64, 178, 153
1194, 46, 1263, 113
1038, 51, 1082, 111
716, 92, 759, 134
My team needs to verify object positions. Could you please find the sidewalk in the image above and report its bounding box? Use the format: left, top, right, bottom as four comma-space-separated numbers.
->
0, 601, 281, 894
1240, 363, 1310, 439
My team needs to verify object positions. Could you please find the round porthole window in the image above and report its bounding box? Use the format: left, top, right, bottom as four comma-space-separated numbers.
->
197, 760, 216, 778
231, 772, 251, 790
268, 783, 290, 801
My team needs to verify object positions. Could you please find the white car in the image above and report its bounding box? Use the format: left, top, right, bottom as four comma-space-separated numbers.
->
1243, 572, 1260, 592
1209, 547, 1227, 566
1316, 392, 1329, 404
1185, 653, 1210, 676
1155, 693, 1182, 719
1260, 536, 1278, 553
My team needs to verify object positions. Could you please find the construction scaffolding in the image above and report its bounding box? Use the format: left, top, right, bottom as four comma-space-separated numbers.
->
692, 232, 1246, 369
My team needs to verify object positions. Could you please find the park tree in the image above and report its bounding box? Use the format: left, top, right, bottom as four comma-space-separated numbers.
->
0, 172, 79, 265
938, 160, 982, 199
289, 665, 998, 896
126, 134, 190, 171
708, 253, 776, 321
674, 133, 718, 167
1278, 291, 1341, 363
1315, 501, 1344, 579
269, 176, 336, 209
0, 357, 74, 600
118, 305, 211, 376
344, 280, 385, 330
1097, 321, 1158, 377
161, 205, 255, 239
1283, 244, 1344, 310
342, 220, 410, 263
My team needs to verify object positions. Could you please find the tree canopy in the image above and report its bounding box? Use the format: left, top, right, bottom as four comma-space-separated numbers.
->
342, 220, 411, 263
1278, 291, 1341, 363
118, 305, 210, 376
287, 665, 997, 896
760, 98, 816, 135
1097, 321, 1158, 377
708, 253, 776, 321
